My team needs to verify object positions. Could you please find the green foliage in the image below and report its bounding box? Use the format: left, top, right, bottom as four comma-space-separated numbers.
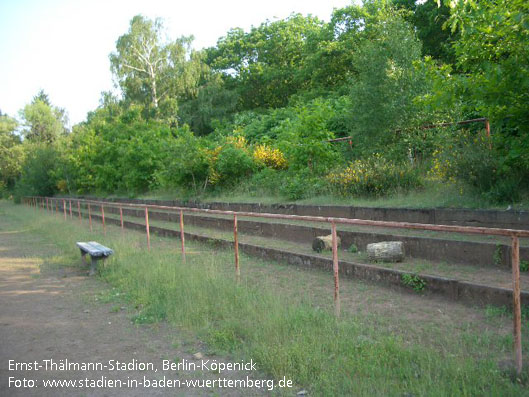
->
178, 75, 238, 135
327, 155, 423, 197
401, 273, 426, 292
110, 15, 206, 120
207, 14, 323, 110
163, 130, 210, 194
348, 244, 358, 254
348, 5, 426, 153
520, 261, 529, 273
0, 113, 23, 195
493, 245, 503, 267
20, 93, 67, 143
276, 99, 340, 174
449, 0, 529, 132
433, 133, 524, 203
213, 144, 255, 187
11, 2, 529, 208
14, 143, 59, 199
393, 0, 457, 63
279, 169, 328, 201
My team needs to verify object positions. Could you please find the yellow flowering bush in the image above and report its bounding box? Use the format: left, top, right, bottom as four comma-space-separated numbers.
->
253, 144, 288, 170
327, 155, 422, 197
427, 149, 455, 183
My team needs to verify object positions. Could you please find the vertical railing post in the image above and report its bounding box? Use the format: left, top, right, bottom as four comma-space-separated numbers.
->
512, 235, 522, 375
331, 222, 341, 318
55, 200, 58, 216
101, 205, 106, 235
63, 200, 67, 220
485, 119, 492, 149
119, 206, 124, 231
179, 210, 186, 263
234, 214, 240, 282
77, 201, 81, 223
46, 197, 49, 212
69, 200, 72, 219
88, 203, 92, 232
145, 207, 151, 250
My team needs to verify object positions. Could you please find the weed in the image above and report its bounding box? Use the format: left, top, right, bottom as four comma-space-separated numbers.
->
493, 244, 503, 266
348, 243, 358, 253
520, 261, 529, 272
401, 274, 427, 292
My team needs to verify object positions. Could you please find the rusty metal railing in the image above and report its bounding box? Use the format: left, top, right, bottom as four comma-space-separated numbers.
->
24, 196, 525, 374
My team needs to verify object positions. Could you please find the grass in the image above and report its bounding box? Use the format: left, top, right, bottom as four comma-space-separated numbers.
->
136, 181, 529, 211
5, 201, 529, 395
95, 208, 526, 289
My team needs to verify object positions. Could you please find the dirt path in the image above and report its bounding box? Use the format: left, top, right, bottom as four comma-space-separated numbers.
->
0, 214, 264, 396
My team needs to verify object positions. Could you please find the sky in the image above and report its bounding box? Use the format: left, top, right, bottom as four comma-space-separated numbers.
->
0, 0, 353, 127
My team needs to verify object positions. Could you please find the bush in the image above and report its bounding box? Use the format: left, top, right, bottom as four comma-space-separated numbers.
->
327, 155, 423, 197
431, 133, 526, 204
213, 144, 255, 187
163, 131, 210, 194
253, 144, 288, 170
13, 143, 59, 201
279, 169, 329, 200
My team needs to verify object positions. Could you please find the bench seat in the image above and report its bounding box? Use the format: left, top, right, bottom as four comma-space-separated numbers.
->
76, 241, 114, 275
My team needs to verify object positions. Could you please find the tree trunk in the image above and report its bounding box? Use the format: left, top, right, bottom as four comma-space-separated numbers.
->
367, 241, 404, 262
312, 234, 341, 253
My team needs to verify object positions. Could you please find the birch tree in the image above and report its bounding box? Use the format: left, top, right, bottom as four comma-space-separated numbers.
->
110, 15, 203, 117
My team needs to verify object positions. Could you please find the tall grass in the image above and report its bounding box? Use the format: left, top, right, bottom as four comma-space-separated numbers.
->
7, 202, 527, 395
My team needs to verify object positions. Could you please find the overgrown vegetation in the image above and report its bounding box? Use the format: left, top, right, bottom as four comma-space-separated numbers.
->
4, 202, 527, 394
401, 273, 427, 292
2, 0, 529, 207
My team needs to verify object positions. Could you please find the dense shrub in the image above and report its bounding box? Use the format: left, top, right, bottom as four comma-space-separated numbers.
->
327, 155, 422, 197
431, 134, 526, 203
163, 131, 210, 194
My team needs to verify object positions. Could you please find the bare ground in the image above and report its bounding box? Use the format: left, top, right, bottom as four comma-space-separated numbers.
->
0, 215, 266, 396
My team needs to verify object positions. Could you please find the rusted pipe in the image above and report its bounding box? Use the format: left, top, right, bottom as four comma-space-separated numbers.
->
512, 236, 522, 375
145, 207, 151, 250
234, 214, 240, 281
101, 205, 106, 235
75, 198, 529, 238
88, 203, 92, 232
180, 210, 186, 263
331, 222, 340, 318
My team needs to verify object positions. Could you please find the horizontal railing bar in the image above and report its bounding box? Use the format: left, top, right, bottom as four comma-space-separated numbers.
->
33, 197, 529, 238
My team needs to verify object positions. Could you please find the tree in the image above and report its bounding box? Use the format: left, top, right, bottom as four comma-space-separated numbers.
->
20, 92, 67, 143
206, 14, 323, 110
348, 4, 425, 153
301, 5, 366, 93
0, 113, 23, 194
110, 15, 206, 119
392, 0, 457, 63
33, 89, 51, 106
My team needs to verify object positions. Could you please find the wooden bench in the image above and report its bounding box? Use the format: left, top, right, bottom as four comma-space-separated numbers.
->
76, 242, 114, 276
